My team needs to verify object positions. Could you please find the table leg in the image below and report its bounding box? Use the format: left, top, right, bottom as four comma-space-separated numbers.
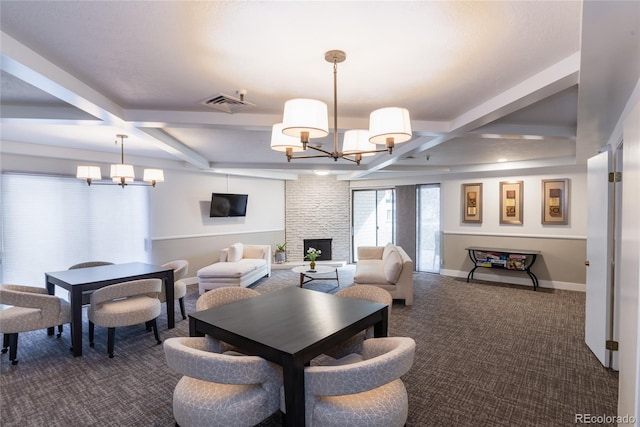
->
373, 306, 389, 338
165, 270, 175, 328
189, 318, 205, 337
45, 279, 55, 336
299, 273, 304, 288
70, 288, 83, 357
282, 356, 306, 426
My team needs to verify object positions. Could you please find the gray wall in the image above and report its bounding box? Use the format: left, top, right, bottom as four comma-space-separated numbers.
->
351, 166, 588, 290
395, 185, 417, 263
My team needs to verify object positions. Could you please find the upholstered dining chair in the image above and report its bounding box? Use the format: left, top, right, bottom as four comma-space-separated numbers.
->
88, 278, 162, 358
0, 284, 72, 365
164, 336, 282, 427
195, 286, 261, 354
286, 336, 415, 427
325, 284, 393, 358
68, 261, 114, 305
69, 261, 114, 270
195, 286, 260, 311
159, 260, 189, 320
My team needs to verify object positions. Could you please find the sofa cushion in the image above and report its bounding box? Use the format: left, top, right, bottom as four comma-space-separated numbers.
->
243, 245, 265, 260
358, 246, 384, 260
198, 258, 266, 278
384, 248, 403, 284
228, 243, 244, 262
353, 260, 388, 285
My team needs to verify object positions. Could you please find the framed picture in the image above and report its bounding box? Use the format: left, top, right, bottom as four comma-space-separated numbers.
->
541, 178, 569, 225
499, 181, 523, 225
462, 183, 482, 223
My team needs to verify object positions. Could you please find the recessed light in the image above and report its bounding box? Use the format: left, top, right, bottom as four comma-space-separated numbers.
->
314, 170, 330, 176
497, 158, 508, 162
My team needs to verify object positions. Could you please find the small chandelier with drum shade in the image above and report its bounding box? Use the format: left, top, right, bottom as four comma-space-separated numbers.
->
76, 134, 164, 188
272, 50, 412, 165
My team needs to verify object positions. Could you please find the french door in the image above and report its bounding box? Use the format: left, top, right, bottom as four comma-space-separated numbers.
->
352, 189, 395, 262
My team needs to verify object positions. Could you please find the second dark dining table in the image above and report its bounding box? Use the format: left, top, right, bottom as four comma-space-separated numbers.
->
189, 286, 389, 427
45, 262, 175, 357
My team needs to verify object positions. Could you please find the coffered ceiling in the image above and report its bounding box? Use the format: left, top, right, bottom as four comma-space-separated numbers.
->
0, 1, 637, 181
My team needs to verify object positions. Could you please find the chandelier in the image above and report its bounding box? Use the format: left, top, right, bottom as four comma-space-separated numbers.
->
76, 134, 164, 188
270, 50, 412, 165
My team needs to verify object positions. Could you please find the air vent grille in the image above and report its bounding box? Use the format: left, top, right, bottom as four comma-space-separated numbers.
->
200, 93, 256, 114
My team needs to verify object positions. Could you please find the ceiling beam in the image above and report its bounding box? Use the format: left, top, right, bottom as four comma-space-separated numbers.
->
347, 52, 581, 180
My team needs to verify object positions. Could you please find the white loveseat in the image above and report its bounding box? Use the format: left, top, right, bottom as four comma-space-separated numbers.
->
197, 243, 271, 294
354, 243, 414, 305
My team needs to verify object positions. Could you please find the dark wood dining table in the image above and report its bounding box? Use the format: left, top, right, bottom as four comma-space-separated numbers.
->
45, 262, 175, 357
189, 286, 388, 427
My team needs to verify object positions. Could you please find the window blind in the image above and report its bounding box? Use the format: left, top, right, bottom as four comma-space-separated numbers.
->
1, 173, 150, 294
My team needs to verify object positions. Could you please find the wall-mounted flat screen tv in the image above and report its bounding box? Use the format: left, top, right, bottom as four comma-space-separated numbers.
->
209, 193, 248, 217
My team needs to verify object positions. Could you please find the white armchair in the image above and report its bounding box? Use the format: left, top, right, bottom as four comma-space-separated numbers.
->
164, 336, 282, 427
88, 278, 163, 358
354, 244, 414, 305
287, 337, 415, 427
160, 259, 189, 320
325, 285, 393, 359
0, 284, 72, 365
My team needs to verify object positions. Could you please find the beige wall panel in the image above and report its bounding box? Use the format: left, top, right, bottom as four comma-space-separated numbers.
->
443, 233, 586, 285
151, 230, 284, 276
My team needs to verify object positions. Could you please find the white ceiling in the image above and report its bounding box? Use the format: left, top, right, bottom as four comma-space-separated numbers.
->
0, 1, 637, 181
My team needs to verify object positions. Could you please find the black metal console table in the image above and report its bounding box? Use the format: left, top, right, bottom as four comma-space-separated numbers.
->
465, 247, 541, 290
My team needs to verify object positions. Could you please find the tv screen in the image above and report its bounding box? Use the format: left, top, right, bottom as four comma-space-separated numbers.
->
209, 193, 248, 217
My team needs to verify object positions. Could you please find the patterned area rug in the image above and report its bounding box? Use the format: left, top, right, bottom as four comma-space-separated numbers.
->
0, 267, 618, 426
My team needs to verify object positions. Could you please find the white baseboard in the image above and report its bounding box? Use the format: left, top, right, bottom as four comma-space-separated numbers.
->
439, 269, 586, 292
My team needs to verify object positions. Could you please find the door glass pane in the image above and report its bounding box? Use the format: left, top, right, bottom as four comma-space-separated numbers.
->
417, 184, 441, 273
377, 189, 395, 245
352, 189, 395, 262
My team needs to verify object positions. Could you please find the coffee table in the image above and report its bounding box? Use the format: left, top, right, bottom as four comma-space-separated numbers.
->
292, 265, 339, 288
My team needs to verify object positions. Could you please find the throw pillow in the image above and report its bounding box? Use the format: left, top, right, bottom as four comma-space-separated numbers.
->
219, 248, 229, 263
382, 242, 395, 262
228, 243, 244, 262
384, 249, 403, 284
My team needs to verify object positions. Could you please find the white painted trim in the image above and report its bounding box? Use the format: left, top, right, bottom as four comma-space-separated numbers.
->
152, 228, 284, 242
443, 231, 586, 240
440, 269, 586, 292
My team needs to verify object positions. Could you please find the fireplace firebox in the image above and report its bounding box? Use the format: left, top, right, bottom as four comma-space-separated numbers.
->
303, 239, 332, 261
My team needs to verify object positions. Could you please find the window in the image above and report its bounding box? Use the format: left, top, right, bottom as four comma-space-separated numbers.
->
352, 189, 395, 262
417, 184, 441, 273
1, 173, 150, 294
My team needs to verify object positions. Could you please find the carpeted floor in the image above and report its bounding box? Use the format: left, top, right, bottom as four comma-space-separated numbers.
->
0, 266, 618, 426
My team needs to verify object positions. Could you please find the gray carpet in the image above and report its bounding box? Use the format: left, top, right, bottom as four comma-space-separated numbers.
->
0, 267, 618, 426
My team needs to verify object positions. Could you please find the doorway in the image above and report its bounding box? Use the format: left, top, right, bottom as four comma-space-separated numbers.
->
417, 184, 441, 273
352, 189, 395, 262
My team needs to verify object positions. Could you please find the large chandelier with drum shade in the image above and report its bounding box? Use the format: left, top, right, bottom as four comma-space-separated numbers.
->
76, 134, 165, 188
271, 50, 412, 165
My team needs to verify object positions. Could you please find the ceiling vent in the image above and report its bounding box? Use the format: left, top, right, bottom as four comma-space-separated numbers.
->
200, 89, 256, 114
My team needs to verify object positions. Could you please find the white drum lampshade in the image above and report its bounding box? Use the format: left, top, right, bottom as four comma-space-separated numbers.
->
342, 130, 376, 156
76, 165, 102, 180
143, 169, 165, 184
270, 123, 305, 152
369, 107, 412, 145
282, 98, 329, 140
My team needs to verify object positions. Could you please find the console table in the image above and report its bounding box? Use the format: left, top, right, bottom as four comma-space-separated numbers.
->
465, 247, 541, 290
